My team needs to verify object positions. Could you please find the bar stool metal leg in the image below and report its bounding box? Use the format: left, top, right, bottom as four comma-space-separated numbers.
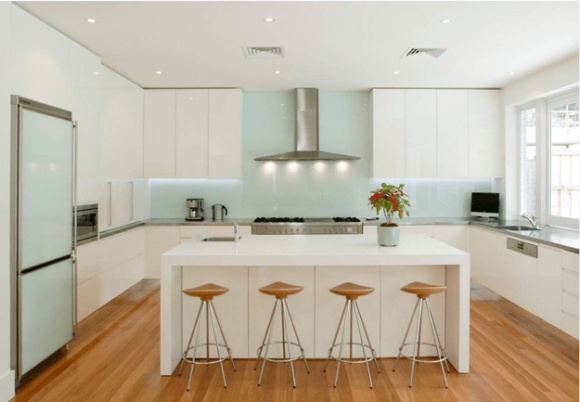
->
425, 299, 450, 373
353, 300, 373, 388
211, 300, 236, 372
333, 300, 351, 388
254, 299, 278, 370
284, 299, 310, 373
208, 301, 227, 388
409, 299, 423, 387
258, 299, 279, 386
323, 300, 348, 372
187, 301, 206, 391
425, 299, 449, 388
354, 301, 381, 374
281, 300, 296, 388
393, 298, 420, 372
179, 301, 204, 377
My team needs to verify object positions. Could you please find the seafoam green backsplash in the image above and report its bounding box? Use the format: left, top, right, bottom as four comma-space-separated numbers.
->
150, 91, 498, 218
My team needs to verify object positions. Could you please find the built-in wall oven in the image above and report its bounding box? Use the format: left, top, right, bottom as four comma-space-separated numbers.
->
76, 203, 98, 245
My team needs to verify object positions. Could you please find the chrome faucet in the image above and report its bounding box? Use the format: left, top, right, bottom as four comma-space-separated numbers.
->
522, 213, 540, 229
234, 222, 240, 242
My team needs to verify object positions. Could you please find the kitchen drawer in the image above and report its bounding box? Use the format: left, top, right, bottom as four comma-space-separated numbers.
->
562, 290, 579, 318
563, 251, 579, 273
562, 269, 579, 296
561, 311, 579, 339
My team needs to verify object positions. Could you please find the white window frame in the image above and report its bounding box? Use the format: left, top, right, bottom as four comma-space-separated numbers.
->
545, 90, 579, 230
517, 102, 541, 218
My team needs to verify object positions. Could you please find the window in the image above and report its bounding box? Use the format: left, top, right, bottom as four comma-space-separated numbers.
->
547, 95, 579, 228
518, 90, 579, 230
519, 106, 537, 216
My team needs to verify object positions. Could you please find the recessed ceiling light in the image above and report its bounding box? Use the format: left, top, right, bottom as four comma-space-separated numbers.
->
263, 17, 275, 23
440, 18, 452, 24
508, 71, 515, 75
393, 71, 399, 75
156, 71, 162, 75
94, 71, 99, 75
274, 71, 281, 75
86, 18, 96, 23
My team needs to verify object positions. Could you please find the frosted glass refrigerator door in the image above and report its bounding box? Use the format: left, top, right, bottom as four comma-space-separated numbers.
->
20, 258, 73, 374
20, 109, 74, 270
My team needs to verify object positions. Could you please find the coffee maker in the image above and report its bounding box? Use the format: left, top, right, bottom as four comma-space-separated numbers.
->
186, 198, 204, 221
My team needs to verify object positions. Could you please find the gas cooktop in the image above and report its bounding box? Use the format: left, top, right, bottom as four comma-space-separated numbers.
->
252, 217, 363, 235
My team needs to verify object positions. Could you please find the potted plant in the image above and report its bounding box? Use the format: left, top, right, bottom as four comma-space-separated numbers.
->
368, 183, 410, 247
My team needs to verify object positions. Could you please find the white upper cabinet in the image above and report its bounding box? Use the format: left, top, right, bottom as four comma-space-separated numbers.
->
468, 90, 501, 178
370, 89, 405, 178
208, 89, 243, 179
99, 66, 144, 179
405, 90, 437, 178
143, 88, 243, 179
437, 90, 469, 178
144, 90, 176, 178
176, 89, 209, 178
371, 88, 502, 178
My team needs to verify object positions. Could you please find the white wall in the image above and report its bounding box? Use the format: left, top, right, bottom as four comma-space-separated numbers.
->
0, 3, 15, 401
500, 55, 579, 220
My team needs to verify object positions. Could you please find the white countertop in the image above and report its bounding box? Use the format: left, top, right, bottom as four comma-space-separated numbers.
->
162, 234, 469, 266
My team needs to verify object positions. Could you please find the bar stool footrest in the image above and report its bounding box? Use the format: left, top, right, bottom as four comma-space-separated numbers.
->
327, 342, 378, 364
399, 342, 449, 364
257, 341, 306, 363
182, 343, 232, 365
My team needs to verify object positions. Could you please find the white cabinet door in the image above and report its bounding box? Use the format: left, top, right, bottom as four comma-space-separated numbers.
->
176, 89, 209, 178
405, 90, 437, 178
437, 90, 469, 178
535, 246, 562, 327
111, 181, 131, 228
468, 90, 501, 178
208, 89, 243, 178
433, 225, 466, 251
131, 179, 150, 222
370, 89, 406, 178
401, 226, 434, 237
144, 90, 176, 178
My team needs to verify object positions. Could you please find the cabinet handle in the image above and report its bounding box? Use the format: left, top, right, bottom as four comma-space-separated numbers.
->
108, 182, 112, 226
130, 181, 134, 221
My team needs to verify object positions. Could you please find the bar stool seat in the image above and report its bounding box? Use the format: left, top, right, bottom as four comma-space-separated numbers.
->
259, 281, 304, 299
178, 283, 235, 391
183, 283, 229, 300
330, 282, 374, 299
400, 282, 446, 299
256, 282, 309, 388
394, 281, 450, 388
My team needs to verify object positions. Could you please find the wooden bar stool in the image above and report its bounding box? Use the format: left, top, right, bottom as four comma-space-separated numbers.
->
255, 282, 310, 388
178, 283, 236, 390
324, 282, 381, 389
393, 282, 450, 388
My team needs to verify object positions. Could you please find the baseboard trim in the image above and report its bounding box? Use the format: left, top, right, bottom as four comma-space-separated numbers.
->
0, 369, 15, 402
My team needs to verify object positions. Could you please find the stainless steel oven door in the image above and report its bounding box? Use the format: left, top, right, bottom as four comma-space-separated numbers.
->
76, 205, 98, 245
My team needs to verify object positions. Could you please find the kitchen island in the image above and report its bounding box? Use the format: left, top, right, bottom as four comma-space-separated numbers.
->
160, 234, 470, 376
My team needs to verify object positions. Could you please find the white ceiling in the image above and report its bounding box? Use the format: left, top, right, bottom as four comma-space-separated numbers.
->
16, 1, 580, 91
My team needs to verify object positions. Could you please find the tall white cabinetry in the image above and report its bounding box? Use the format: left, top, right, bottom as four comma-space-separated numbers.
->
144, 88, 243, 179
371, 88, 501, 178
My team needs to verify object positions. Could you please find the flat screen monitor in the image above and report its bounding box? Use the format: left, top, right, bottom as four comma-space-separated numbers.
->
470, 192, 500, 218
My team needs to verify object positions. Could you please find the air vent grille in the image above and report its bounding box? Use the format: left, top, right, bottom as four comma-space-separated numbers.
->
401, 47, 447, 59
243, 46, 285, 59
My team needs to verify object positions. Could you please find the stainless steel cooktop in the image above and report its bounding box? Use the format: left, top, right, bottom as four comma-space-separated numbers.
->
251, 217, 363, 235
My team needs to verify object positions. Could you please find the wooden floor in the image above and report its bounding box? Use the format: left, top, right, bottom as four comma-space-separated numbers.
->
12, 279, 579, 402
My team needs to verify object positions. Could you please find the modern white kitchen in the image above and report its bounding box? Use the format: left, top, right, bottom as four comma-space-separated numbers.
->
0, 2, 578, 402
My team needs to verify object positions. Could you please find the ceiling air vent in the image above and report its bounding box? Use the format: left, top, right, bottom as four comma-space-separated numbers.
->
243, 46, 285, 59
401, 47, 447, 59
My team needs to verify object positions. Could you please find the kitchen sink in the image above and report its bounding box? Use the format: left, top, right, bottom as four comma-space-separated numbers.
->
495, 225, 541, 231
201, 236, 241, 242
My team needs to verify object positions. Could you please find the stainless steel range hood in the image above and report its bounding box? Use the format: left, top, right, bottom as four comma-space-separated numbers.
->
254, 88, 361, 161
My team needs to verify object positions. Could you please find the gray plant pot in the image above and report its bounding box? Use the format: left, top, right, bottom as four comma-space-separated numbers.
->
377, 225, 400, 247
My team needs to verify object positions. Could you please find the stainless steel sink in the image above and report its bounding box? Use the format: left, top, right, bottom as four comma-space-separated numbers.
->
495, 225, 541, 231
201, 236, 241, 242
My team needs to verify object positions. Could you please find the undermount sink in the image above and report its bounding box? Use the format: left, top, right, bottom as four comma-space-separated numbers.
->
495, 225, 541, 231
201, 236, 241, 242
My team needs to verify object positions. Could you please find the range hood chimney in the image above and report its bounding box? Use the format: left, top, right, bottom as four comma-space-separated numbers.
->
254, 88, 361, 161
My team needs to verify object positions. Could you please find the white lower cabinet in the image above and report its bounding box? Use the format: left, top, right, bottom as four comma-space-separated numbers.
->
314, 266, 381, 358
249, 266, 315, 359
76, 227, 145, 321
182, 267, 248, 358
469, 226, 579, 339
381, 265, 445, 357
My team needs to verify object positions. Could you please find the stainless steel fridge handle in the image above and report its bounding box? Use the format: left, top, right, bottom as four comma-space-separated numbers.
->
130, 181, 134, 221
108, 182, 112, 226
73, 121, 78, 340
